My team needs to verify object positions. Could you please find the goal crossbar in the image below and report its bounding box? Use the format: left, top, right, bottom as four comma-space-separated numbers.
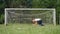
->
5, 8, 55, 10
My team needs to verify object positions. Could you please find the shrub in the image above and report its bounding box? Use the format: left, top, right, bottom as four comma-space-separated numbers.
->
0, 14, 4, 24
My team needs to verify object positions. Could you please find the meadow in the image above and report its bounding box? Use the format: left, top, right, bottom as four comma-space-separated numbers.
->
0, 23, 60, 34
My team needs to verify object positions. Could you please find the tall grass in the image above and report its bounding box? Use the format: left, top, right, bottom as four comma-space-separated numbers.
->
0, 24, 60, 34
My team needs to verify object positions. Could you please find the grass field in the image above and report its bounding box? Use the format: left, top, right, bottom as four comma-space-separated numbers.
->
0, 23, 60, 34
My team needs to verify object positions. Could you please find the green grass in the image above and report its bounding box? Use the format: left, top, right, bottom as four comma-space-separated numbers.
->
0, 23, 60, 34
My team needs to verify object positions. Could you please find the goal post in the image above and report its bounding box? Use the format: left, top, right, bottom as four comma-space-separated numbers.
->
4, 8, 56, 26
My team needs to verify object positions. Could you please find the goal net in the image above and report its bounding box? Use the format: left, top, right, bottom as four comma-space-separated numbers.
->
5, 8, 56, 25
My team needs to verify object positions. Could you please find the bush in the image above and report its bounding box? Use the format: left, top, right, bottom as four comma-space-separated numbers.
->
0, 14, 4, 24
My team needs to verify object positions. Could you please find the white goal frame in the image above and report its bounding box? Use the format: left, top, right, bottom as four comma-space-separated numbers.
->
5, 8, 56, 26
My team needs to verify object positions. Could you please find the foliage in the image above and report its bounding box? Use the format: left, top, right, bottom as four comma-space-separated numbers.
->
0, 14, 4, 24
32, 0, 56, 8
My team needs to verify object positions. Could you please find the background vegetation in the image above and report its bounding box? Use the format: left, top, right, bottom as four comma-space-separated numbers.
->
0, 0, 59, 24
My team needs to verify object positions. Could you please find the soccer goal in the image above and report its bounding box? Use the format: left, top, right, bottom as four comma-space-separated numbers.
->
5, 8, 56, 26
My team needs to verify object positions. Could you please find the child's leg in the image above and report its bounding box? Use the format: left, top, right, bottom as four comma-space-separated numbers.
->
37, 20, 44, 26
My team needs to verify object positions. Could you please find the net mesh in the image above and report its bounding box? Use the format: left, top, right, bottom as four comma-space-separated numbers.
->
6, 10, 53, 24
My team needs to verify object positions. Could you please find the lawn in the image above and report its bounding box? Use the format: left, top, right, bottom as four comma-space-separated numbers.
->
0, 23, 60, 34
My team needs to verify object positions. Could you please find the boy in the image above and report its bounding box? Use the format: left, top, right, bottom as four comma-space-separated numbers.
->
32, 18, 44, 26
